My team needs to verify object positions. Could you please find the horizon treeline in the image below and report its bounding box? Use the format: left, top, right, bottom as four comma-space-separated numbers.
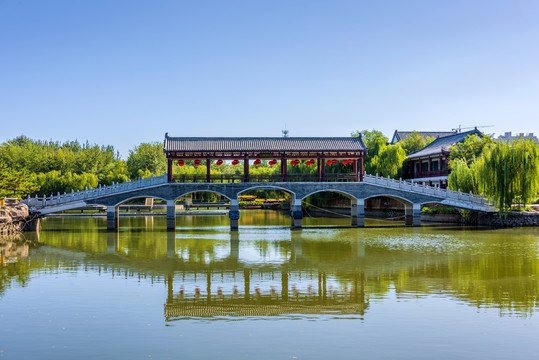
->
0, 131, 431, 199
1, 133, 538, 212
0, 135, 166, 197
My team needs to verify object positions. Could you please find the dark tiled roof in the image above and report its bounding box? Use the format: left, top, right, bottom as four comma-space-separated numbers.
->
391, 130, 456, 144
407, 129, 483, 159
163, 135, 367, 152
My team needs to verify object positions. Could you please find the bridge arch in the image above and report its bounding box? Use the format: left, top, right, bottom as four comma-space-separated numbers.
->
112, 195, 169, 207
363, 194, 413, 207
300, 189, 357, 201
173, 190, 233, 202
237, 185, 296, 198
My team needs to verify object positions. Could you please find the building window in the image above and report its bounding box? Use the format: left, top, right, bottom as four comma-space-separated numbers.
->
421, 162, 429, 172
432, 160, 439, 171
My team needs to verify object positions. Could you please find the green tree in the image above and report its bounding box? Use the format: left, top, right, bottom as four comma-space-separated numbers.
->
126, 142, 167, 179
449, 134, 493, 166
352, 130, 406, 178
377, 144, 407, 178
400, 132, 435, 155
447, 158, 480, 194
478, 138, 539, 213
0, 162, 38, 198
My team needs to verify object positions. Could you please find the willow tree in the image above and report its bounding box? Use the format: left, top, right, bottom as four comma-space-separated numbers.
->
447, 158, 480, 194
351, 130, 407, 178
478, 138, 539, 213
449, 134, 493, 166
376, 144, 407, 178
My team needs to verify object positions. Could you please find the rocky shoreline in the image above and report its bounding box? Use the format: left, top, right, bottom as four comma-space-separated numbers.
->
0, 199, 39, 234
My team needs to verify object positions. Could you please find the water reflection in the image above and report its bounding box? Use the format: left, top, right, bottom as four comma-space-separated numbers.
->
1, 211, 539, 319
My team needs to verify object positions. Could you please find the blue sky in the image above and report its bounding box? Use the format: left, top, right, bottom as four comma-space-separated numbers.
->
1, 0, 538, 158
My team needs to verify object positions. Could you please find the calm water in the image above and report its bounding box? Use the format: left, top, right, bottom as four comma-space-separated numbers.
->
1, 210, 539, 359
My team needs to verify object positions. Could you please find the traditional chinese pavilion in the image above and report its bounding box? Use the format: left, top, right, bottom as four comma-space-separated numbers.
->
163, 134, 367, 183
404, 128, 482, 188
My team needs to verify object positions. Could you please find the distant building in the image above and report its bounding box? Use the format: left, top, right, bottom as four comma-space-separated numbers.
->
404, 128, 483, 188
497, 132, 538, 143
390, 130, 456, 145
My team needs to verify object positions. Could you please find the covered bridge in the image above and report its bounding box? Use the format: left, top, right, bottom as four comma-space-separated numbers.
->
163, 134, 368, 183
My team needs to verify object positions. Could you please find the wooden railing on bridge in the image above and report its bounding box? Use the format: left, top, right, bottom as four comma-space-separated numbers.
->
171, 174, 358, 183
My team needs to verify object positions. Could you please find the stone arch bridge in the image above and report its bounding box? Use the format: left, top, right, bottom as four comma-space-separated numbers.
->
23, 174, 494, 231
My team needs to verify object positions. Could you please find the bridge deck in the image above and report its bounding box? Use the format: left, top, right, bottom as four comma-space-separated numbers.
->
22, 173, 495, 230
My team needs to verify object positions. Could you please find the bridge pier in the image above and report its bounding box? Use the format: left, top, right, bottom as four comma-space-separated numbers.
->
106, 206, 119, 231
405, 203, 422, 226
291, 199, 303, 229
351, 198, 365, 227
230, 200, 240, 231
167, 231, 176, 258
166, 200, 176, 230
229, 232, 239, 261
106, 231, 119, 254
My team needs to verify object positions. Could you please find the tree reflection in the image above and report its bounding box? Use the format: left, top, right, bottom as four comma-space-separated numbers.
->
1, 215, 539, 318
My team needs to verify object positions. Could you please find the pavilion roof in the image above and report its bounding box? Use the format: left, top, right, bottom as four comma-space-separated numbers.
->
163, 134, 367, 153
391, 130, 456, 144
407, 129, 482, 159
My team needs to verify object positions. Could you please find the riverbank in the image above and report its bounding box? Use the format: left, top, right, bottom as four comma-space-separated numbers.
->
0, 199, 34, 234
305, 206, 539, 227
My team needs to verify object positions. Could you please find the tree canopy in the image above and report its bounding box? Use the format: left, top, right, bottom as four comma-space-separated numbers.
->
448, 137, 539, 213
126, 142, 167, 179
399, 132, 435, 155
352, 130, 407, 178
449, 134, 493, 166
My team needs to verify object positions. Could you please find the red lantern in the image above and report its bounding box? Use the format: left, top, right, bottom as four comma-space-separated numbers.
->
194, 160, 201, 166
342, 160, 349, 165
332, 159, 338, 165
216, 159, 223, 166
254, 159, 261, 166
177, 160, 184, 167
327, 160, 332, 166
269, 159, 277, 166
232, 160, 240, 166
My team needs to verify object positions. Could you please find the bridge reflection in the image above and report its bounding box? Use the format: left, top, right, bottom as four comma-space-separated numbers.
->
3, 219, 539, 319
164, 270, 367, 320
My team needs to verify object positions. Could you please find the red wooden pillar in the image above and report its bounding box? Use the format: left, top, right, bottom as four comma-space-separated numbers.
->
206, 156, 211, 183
317, 155, 321, 182
283, 155, 288, 182
321, 153, 326, 182
167, 158, 173, 182
244, 154, 250, 182
359, 155, 364, 181
353, 159, 358, 182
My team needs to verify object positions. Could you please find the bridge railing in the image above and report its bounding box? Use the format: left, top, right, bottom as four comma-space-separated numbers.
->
23, 171, 493, 210
23, 175, 168, 209
363, 173, 493, 207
